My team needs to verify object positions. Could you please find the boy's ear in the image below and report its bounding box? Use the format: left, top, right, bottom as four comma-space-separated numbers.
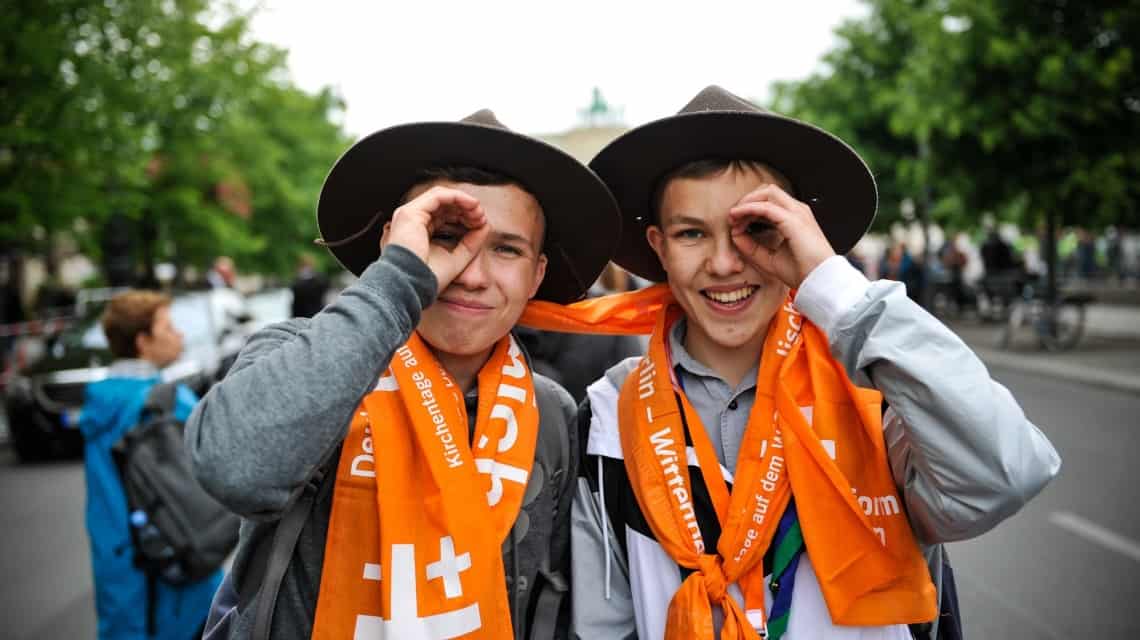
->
134, 332, 150, 359
528, 253, 548, 299
646, 225, 666, 264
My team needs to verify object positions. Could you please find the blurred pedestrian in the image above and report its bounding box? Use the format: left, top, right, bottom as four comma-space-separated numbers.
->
980, 226, 1017, 275
205, 256, 236, 289
1105, 226, 1123, 282
879, 240, 924, 301
78, 291, 221, 640
1075, 227, 1097, 279
938, 231, 970, 309
1, 260, 25, 364
980, 226, 1022, 308
289, 254, 329, 318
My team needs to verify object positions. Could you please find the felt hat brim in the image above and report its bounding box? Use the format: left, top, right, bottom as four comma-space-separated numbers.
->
589, 87, 877, 282
318, 113, 622, 303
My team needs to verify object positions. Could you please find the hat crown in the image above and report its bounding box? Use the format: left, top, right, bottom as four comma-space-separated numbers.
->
460, 108, 510, 130
678, 85, 769, 116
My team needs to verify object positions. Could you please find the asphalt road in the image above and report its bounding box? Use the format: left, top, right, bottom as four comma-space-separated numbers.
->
948, 364, 1140, 638
1, 365, 1138, 639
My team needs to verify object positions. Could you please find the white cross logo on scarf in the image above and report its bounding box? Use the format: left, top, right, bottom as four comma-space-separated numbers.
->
426, 536, 472, 599
354, 538, 480, 639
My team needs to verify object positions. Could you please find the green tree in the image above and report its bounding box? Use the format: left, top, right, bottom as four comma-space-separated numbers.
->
1, 0, 350, 285
773, 0, 1140, 234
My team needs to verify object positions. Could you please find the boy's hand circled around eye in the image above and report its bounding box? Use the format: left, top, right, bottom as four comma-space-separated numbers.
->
728, 184, 836, 289
381, 186, 491, 290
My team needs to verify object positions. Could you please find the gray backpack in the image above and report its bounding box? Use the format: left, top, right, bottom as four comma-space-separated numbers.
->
113, 383, 241, 636
113, 383, 240, 584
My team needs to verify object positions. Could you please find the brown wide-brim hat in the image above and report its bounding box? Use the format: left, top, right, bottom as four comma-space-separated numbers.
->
590, 85, 877, 282
317, 110, 621, 303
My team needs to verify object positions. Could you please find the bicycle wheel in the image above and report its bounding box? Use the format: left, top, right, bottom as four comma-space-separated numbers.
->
1037, 302, 1086, 351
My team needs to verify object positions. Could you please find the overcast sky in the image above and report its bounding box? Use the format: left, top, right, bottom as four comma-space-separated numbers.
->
246, 1, 867, 138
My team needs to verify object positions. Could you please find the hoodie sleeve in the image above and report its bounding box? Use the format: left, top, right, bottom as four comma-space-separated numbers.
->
185, 246, 437, 520
794, 256, 1062, 544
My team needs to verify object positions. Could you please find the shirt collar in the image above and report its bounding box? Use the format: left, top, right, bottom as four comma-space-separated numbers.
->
107, 359, 161, 379
668, 319, 759, 392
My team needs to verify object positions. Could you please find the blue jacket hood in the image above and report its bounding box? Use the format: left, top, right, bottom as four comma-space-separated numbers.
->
80, 376, 158, 442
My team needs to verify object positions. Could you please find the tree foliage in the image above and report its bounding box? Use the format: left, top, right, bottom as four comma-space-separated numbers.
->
1, 0, 351, 280
772, 0, 1140, 231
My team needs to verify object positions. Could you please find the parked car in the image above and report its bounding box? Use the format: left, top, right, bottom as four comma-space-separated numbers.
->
3, 288, 261, 462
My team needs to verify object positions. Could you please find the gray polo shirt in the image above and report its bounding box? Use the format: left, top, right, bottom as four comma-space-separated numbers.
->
668, 319, 757, 474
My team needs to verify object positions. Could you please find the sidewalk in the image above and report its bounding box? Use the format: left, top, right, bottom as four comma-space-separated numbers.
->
949, 320, 1140, 395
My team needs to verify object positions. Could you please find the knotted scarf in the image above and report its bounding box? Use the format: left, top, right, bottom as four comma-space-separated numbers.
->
524, 285, 937, 639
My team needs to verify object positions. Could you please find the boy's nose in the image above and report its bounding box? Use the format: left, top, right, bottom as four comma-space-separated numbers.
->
452, 251, 491, 289
707, 233, 744, 276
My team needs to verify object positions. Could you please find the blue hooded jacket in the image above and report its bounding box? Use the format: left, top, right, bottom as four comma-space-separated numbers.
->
79, 361, 222, 640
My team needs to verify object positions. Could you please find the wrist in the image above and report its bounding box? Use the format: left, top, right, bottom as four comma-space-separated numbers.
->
794, 255, 870, 338
796, 249, 836, 287
378, 244, 438, 308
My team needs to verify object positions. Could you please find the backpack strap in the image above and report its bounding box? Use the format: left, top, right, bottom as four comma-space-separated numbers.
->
528, 379, 574, 640
251, 460, 331, 640
142, 382, 178, 418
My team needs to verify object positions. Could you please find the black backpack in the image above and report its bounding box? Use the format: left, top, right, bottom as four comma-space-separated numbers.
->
113, 383, 240, 584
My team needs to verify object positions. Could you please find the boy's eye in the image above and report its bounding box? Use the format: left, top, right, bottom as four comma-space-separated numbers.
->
431, 231, 460, 244
495, 244, 524, 257
746, 220, 776, 235
673, 228, 704, 241
744, 221, 784, 250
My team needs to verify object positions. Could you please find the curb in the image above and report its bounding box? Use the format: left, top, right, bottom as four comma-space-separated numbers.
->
972, 346, 1140, 395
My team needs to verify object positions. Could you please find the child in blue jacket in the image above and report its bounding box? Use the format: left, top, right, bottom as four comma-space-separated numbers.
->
79, 291, 220, 640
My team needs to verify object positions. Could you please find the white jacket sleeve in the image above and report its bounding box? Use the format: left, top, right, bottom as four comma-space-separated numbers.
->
795, 256, 1062, 544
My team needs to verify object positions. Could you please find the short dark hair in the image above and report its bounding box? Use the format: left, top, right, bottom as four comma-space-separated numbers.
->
101, 290, 171, 359
409, 166, 519, 190
401, 165, 547, 249
649, 158, 794, 224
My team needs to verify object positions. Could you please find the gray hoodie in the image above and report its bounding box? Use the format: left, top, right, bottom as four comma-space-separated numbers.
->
186, 246, 577, 639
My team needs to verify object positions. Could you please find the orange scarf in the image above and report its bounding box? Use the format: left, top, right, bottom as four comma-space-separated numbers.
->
312, 333, 538, 639
523, 286, 936, 638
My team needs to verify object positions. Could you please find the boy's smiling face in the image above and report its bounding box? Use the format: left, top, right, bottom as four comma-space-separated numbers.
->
647, 164, 791, 358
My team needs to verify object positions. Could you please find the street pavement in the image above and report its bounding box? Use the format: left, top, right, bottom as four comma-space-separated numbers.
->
2, 323, 1139, 638
948, 364, 1140, 638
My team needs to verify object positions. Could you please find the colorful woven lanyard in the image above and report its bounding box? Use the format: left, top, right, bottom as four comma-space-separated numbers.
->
674, 361, 806, 639
766, 499, 805, 640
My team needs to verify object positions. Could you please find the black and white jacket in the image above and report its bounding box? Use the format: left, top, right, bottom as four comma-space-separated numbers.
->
569, 256, 1062, 640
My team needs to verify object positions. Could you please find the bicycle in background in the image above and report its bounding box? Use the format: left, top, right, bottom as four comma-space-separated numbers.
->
997, 278, 1093, 352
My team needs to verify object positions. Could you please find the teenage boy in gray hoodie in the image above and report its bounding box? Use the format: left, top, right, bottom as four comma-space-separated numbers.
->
188, 110, 619, 639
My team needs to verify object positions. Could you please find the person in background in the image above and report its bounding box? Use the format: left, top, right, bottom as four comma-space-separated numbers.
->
289, 254, 330, 318
1104, 226, 1124, 283
879, 240, 925, 301
1075, 227, 1097, 280
205, 257, 236, 289
79, 290, 221, 640
938, 230, 969, 311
